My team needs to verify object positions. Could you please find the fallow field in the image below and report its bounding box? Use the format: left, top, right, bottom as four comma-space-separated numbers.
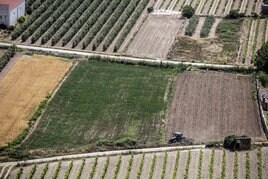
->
2, 147, 268, 179
21, 60, 176, 150
0, 54, 72, 146
167, 71, 266, 143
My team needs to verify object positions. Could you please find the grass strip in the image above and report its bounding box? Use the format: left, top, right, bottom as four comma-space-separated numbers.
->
40, 163, 49, 179
124, 155, 134, 179
246, 152, 250, 179
52, 161, 62, 179
233, 152, 238, 179
209, 149, 215, 179
197, 150, 203, 179
88, 158, 98, 179
112, 155, 122, 179
172, 151, 180, 179
28, 164, 37, 179
251, 18, 260, 63
100, 157, 110, 179
64, 161, 73, 179
136, 153, 145, 179
148, 154, 157, 179
76, 159, 85, 179
221, 150, 226, 179
257, 147, 262, 179
243, 19, 253, 63
183, 150, 191, 179
185, 15, 200, 36
161, 152, 168, 179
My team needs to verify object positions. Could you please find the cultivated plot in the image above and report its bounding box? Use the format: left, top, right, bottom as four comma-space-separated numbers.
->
167, 71, 265, 143
22, 60, 175, 150
0, 54, 72, 146
126, 15, 185, 59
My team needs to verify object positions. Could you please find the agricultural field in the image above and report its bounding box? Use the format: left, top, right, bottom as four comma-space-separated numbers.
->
21, 60, 175, 150
2, 147, 268, 179
168, 18, 243, 64
167, 71, 266, 143
240, 18, 268, 65
126, 15, 185, 59
0, 54, 72, 146
154, 0, 262, 16
10, 0, 152, 53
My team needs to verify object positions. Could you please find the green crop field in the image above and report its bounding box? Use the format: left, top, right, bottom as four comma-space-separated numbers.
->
22, 60, 175, 150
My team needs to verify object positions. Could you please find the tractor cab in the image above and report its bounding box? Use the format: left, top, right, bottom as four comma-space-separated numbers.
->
168, 132, 186, 144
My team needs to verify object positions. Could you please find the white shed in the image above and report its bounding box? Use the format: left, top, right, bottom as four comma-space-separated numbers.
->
0, 0, 25, 27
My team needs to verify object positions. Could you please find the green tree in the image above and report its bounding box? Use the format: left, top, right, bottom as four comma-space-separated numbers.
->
255, 42, 268, 72
182, 5, 195, 18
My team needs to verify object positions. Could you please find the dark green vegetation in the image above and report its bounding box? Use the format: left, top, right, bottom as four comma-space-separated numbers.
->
182, 5, 195, 18
200, 16, 215, 38
255, 42, 268, 73
258, 72, 268, 87
22, 60, 175, 150
185, 16, 199, 36
0, 45, 16, 72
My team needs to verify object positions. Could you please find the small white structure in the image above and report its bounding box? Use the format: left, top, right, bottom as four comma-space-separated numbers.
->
0, 0, 25, 27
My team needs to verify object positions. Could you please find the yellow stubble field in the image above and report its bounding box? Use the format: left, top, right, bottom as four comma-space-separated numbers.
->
0, 54, 72, 146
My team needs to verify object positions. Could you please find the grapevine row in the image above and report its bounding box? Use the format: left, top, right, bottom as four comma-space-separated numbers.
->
80, 0, 122, 49
102, 0, 140, 51
113, 0, 149, 52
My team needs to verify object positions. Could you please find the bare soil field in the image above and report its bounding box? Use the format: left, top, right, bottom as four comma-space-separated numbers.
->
126, 15, 185, 59
0, 54, 72, 146
166, 71, 265, 143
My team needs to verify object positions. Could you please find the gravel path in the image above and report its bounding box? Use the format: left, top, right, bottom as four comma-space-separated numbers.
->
192, 17, 206, 38
176, 150, 188, 178
187, 149, 200, 179
213, 149, 223, 179
163, 151, 177, 178
200, 149, 212, 179
225, 151, 234, 179
237, 151, 247, 179
128, 154, 142, 179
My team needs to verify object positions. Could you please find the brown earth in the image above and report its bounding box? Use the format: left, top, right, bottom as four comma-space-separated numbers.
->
126, 15, 185, 59
0, 54, 72, 146
166, 71, 266, 143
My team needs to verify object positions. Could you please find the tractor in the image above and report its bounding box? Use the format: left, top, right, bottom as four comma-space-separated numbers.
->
168, 132, 193, 144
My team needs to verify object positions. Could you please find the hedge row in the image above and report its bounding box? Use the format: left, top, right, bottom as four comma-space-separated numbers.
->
80, 0, 122, 49
185, 15, 200, 36
40, 0, 86, 44
21, 0, 65, 42
200, 16, 215, 38
11, 0, 54, 39
91, 0, 130, 50
62, 0, 107, 47
0, 45, 16, 72
113, 0, 149, 52
51, 0, 95, 46
103, 0, 140, 51
30, 0, 74, 44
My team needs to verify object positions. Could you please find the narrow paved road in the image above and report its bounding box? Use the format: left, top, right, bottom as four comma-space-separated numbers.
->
0, 41, 254, 70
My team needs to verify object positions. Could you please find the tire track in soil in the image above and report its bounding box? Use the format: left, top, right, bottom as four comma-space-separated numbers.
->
201, 0, 213, 15
192, 17, 206, 38
196, 0, 206, 14
224, 0, 233, 15
163, 152, 177, 178
187, 150, 200, 179
208, 18, 222, 38
237, 151, 247, 179
245, 19, 256, 65
176, 150, 188, 178
239, 0, 248, 13
213, 150, 223, 178
209, 0, 220, 15
246, 0, 254, 16
216, 0, 227, 15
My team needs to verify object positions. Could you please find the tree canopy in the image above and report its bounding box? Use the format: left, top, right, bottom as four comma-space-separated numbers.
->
182, 5, 195, 18
255, 42, 268, 72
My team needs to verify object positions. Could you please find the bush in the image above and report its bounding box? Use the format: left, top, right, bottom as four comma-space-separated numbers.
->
96, 137, 137, 147
182, 5, 195, 18
255, 42, 268, 72
264, 0, 268, 4
147, 6, 154, 13
223, 135, 237, 149
258, 72, 268, 87
226, 10, 244, 19
18, 16, 26, 24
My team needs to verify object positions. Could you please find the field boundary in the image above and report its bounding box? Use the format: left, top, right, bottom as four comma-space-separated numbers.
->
0, 42, 255, 71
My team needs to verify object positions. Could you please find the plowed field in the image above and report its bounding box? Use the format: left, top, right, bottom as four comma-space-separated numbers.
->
167, 71, 265, 143
0, 55, 72, 146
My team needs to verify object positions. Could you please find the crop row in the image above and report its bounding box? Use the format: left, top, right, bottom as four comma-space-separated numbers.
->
64, 0, 110, 47
113, 0, 149, 52
200, 16, 215, 38
21, 0, 65, 42
102, 0, 140, 51
0, 45, 16, 72
79, 0, 122, 49
91, 0, 130, 50
11, 0, 54, 39
185, 16, 200, 36
40, 0, 86, 44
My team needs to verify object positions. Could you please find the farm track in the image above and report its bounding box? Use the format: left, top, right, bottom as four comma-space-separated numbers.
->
2, 147, 268, 179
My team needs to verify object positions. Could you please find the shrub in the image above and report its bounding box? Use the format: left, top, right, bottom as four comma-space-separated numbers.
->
185, 15, 199, 36
246, 153, 250, 179
258, 72, 268, 87
18, 16, 26, 24
209, 149, 215, 179
160, 152, 168, 179
257, 147, 262, 179
223, 135, 237, 149
221, 150, 226, 179
96, 137, 137, 147
0, 45, 16, 72
147, 6, 154, 13
226, 10, 244, 19
182, 5, 195, 18
233, 152, 238, 179
255, 42, 268, 72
